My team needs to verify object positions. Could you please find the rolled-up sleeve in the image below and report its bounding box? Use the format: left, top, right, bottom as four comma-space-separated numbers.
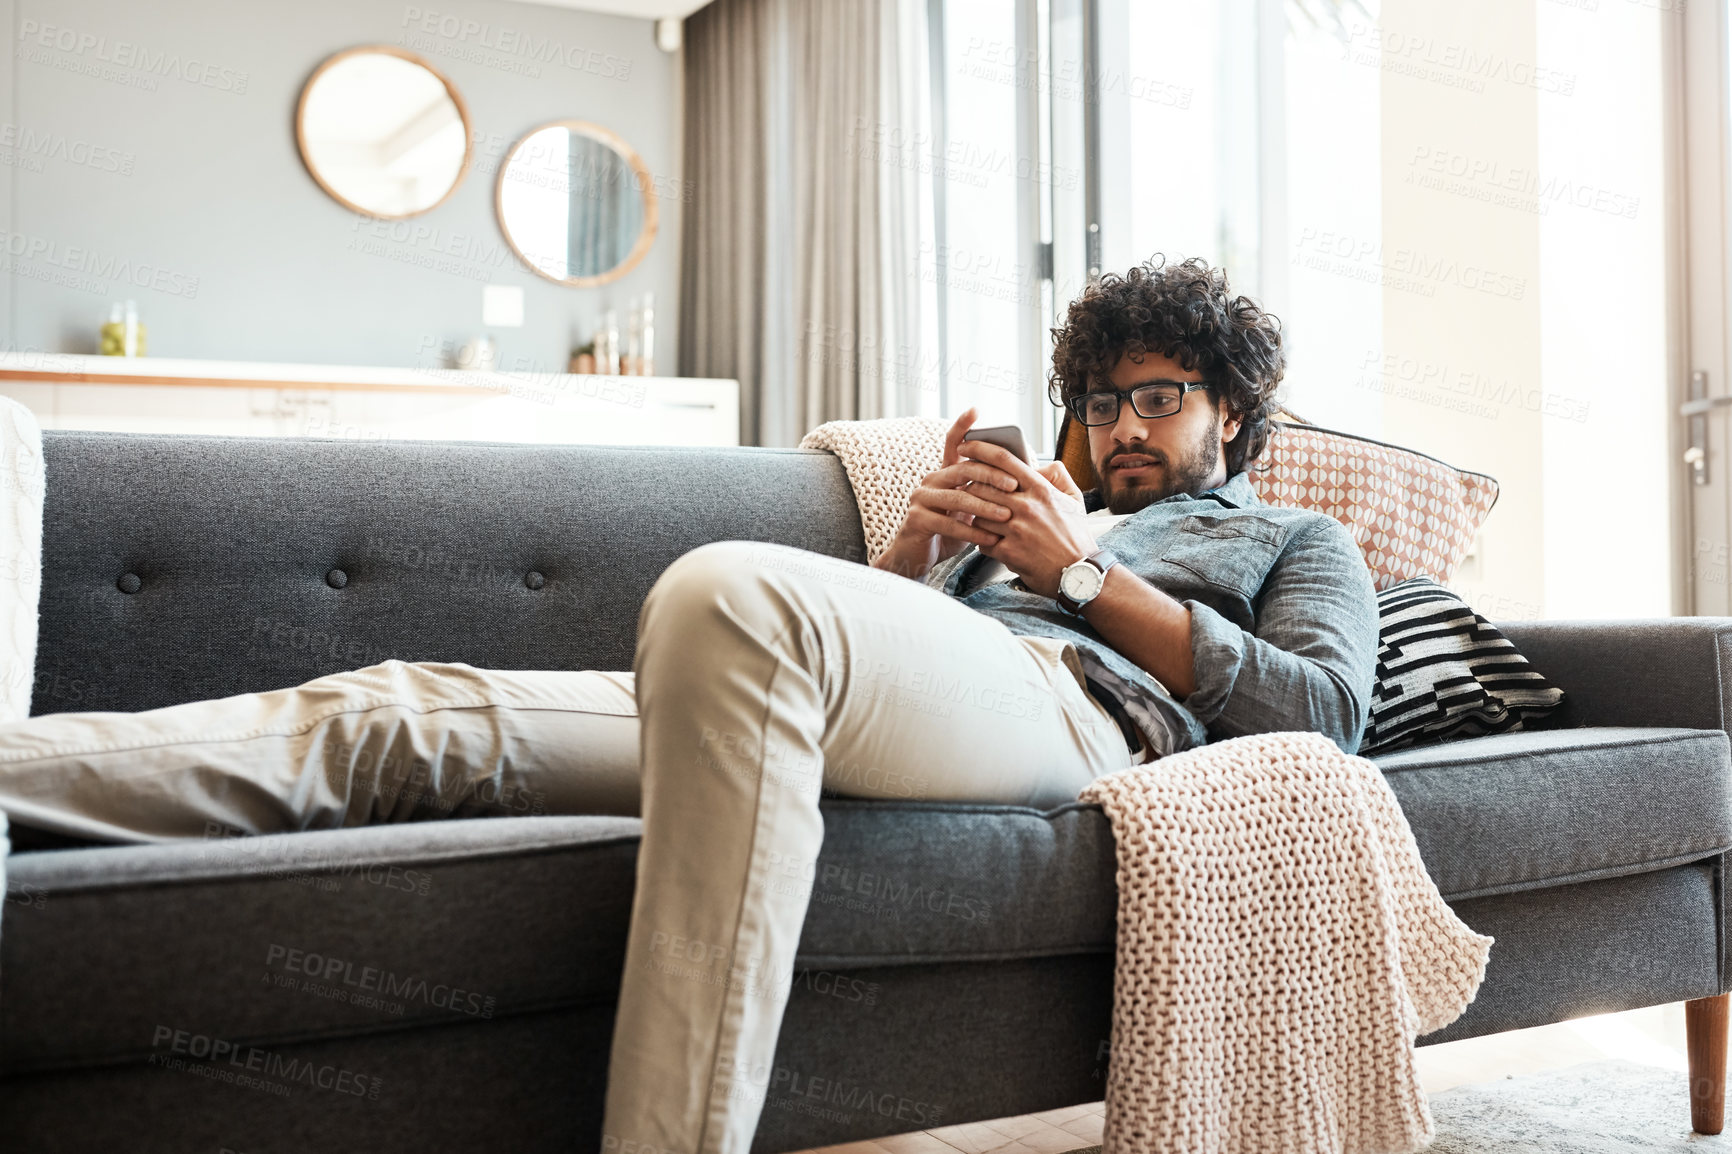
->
1179, 518, 1380, 754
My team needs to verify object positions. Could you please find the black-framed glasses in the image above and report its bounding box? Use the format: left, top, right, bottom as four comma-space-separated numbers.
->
1065, 381, 1211, 427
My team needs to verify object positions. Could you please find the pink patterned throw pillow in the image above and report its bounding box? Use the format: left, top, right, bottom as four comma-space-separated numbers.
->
1245, 420, 1499, 592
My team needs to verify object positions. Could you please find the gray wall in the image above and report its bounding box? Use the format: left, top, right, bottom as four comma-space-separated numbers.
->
0, 0, 681, 373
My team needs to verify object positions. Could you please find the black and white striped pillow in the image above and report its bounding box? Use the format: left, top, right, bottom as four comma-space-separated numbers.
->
1361, 577, 1564, 756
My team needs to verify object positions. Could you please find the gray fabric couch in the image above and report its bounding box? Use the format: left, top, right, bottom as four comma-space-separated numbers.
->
1, 430, 1728, 1153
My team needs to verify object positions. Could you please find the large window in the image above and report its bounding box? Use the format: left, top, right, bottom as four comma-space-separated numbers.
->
1280, 0, 1382, 429
916, 0, 1669, 620
922, 0, 1279, 458
934, 0, 1034, 432
1123, 1, 1263, 290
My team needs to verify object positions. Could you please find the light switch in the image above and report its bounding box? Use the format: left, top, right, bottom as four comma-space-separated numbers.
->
482, 285, 525, 328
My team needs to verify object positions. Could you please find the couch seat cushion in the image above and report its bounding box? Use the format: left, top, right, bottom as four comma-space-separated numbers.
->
798, 726, 1732, 963
1374, 726, 1732, 899
1, 817, 641, 1075
6, 727, 1724, 1074
794, 800, 1118, 969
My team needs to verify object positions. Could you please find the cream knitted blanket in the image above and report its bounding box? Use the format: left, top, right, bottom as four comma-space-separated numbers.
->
800, 416, 950, 562
1079, 732, 1492, 1152
800, 416, 1494, 1153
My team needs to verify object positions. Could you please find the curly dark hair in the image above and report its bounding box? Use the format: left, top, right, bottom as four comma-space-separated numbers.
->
1047, 255, 1285, 478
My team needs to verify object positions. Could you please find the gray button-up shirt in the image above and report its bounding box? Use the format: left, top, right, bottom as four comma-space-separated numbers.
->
924, 469, 1380, 756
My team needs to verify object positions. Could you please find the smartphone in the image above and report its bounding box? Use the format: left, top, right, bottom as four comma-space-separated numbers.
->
961, 424, 1032, 464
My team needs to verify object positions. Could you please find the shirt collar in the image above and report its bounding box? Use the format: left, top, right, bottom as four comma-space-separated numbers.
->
1202, 470, 1260, 508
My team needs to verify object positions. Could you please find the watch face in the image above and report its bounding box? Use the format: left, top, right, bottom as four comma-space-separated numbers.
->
1061, 562, 1101, 602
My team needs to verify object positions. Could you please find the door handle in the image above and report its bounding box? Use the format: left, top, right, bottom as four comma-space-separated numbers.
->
1680, 396, 1732, 416
1685, 371, 1723, 486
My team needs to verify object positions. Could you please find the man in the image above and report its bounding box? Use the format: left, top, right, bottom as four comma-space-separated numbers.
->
0, 257, 1377, 1153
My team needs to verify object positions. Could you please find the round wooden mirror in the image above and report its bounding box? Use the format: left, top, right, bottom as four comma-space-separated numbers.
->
495, 120, 658, 288
296, 45, 472, 219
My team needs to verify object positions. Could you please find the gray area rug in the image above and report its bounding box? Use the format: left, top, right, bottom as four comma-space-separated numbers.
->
1062, 1061, 1727, 1152
1426, 1060, 1726, 1152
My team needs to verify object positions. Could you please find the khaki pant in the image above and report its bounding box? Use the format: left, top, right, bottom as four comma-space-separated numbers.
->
0, 540, 1141, 1152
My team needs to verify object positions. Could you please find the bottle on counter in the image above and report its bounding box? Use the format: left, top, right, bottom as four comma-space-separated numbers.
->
599, 309, 620, 375
99, 300, 146, 357
625, 301, 642, 377
639, 292, 655, 378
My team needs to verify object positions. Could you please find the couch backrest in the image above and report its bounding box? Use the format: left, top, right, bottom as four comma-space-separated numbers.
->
31, 432, 867, 715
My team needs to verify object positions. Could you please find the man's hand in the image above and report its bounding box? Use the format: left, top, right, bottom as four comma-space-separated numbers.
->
871, 408, 1021, 581
956, 440, 1095, 600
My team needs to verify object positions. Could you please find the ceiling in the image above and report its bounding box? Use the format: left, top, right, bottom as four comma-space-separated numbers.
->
509, 0, 711, 19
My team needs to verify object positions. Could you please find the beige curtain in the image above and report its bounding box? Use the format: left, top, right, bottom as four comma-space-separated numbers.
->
681, 0, 926, 446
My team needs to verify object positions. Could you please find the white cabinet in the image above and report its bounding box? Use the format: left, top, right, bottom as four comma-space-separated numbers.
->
0, 354, 740, 447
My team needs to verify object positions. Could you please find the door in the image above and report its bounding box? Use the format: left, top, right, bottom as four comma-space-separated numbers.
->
1679, 0, 1732, 615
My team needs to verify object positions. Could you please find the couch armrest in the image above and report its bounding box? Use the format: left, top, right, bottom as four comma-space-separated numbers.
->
1495, 617, 1732, 734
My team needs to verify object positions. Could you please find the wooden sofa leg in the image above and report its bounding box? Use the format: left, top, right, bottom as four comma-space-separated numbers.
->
1688, 994, 1729, 1134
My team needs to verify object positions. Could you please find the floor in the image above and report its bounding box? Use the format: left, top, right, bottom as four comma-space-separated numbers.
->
793, 1000, 1693, 1154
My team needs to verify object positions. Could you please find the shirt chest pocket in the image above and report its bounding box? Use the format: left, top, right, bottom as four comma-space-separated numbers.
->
1153, 514, 1286, 600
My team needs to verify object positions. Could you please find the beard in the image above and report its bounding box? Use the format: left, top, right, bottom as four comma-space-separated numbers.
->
1097, 420, 1221, 514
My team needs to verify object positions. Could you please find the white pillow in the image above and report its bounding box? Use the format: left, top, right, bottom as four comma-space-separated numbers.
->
0, 396, 43, 723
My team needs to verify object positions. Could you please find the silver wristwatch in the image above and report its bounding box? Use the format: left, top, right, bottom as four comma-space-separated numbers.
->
1055, 548, 1121, 615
